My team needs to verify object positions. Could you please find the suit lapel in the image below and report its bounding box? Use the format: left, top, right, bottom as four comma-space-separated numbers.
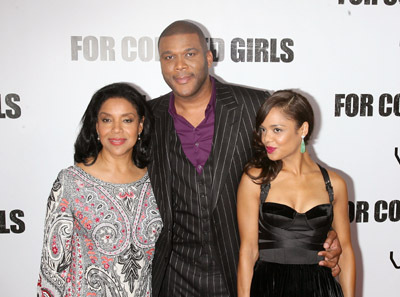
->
149, 96, 173, 224
210, 81, 243, 211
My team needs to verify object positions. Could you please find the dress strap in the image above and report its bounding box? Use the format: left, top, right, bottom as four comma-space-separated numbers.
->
317, 164, 334, 203
260, 183, 271, 204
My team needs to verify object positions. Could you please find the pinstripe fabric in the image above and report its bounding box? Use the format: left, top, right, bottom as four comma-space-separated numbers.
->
168, 127, 214, 261
149, 79, 269, 297
161, 126, 228, 297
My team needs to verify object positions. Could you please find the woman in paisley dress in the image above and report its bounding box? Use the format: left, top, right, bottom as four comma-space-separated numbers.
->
37, 83, 163, 297
237, 90, 355, 297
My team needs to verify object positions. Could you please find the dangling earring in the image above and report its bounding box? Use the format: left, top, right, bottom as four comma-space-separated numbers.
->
138, 133, 141, 141
300, 136, 306, 153
97, 135, 100, 141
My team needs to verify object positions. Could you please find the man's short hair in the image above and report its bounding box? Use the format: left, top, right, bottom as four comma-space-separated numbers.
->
158, 20, 208, 52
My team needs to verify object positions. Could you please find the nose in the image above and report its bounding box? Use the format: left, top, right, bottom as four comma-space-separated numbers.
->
112, 121, 122, 133
262, 130, 272, 144
175, 55, 187, 70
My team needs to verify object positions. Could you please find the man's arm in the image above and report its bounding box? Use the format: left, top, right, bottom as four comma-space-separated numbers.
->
318, 229, 342, 277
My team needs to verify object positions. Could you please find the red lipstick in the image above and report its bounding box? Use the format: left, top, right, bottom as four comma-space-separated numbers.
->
266, 146, 276, 154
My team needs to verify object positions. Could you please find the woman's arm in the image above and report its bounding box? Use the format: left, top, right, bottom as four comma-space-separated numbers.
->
237, 171, 262, 297
37, 170, 74, 297
330, 170, 356, 297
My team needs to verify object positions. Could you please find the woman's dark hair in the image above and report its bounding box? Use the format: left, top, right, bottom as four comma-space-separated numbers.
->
74, 83, 153, 168
244, 90, 314, 184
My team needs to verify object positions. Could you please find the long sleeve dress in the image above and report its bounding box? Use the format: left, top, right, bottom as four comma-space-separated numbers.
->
37, 165, 163, 297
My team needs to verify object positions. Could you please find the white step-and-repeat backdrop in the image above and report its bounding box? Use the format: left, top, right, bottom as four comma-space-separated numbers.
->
1, 1, 399, 296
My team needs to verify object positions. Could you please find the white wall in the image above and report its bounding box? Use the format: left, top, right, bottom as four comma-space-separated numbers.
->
0, 1, 399, 296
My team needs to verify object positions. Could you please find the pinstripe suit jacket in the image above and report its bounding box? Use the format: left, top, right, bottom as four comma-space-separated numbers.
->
148, 79, 268, 297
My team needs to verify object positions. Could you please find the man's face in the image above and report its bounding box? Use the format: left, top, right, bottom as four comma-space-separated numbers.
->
158, 33, 213, 100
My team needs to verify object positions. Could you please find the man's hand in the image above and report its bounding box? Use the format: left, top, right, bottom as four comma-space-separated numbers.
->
318, 229, 342, 277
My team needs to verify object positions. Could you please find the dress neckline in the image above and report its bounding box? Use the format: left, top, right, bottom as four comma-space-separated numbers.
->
71, 165, 148, 187
263, 201, 332, 215
260, 165, 334, 214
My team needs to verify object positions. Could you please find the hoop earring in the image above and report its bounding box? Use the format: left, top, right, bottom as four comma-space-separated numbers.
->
300, 136, 306, 153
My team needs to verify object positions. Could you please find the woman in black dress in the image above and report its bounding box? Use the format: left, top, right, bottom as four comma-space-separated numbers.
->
237, 90, 355, 297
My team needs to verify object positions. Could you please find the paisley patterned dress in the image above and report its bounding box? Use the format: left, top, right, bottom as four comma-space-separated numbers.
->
37, 165, 163, 297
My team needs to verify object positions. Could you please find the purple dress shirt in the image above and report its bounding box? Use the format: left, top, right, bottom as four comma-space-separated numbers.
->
168, 77, 216, 174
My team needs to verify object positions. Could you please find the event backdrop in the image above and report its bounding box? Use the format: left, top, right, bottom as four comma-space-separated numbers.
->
1, 1, 399, 296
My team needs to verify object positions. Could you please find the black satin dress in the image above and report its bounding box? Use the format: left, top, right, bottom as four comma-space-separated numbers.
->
250, 165, 344, 297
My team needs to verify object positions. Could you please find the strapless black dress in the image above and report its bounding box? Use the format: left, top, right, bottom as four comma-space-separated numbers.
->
250, 165, 344, 297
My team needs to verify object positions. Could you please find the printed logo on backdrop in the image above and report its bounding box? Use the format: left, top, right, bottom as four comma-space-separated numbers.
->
335, 93, 400, 117
0, 93, 21, 119
0, 210, 25, 234
389, 148, 400, 270
338, 0, 400, 5
349, 148, 400, 223
71, 36, 294, 63
230, 38, 294, 63
390, 251, 400, 269
71, 36, 157, 62
349, 200, 400, 223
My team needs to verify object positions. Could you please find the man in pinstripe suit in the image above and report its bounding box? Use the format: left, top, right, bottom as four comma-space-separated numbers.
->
148, 20, 341, 297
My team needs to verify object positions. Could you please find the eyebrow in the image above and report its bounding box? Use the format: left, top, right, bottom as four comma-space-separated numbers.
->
160, 47, 199, 56
260, 124, 286, 128
98, 112, 136, 117
185, 47, 199, 52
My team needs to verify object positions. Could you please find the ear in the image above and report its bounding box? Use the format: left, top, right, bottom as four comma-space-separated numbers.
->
300, 121, 309, 137
96, 122, 99, 135
206, 50, 213, 68
139, 116, 145, 134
